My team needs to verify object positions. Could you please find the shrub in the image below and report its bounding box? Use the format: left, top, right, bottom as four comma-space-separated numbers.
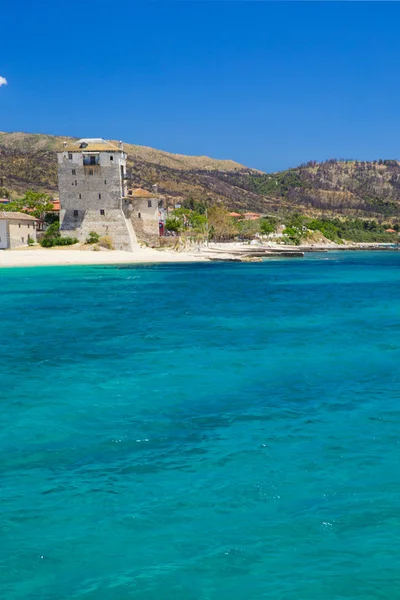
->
86, 231, 100, 244
39, 221, 78, 247
44, 222, 60, 237
99, 235, 114, 250
165, 217, 183, 233
283, 226, 301, 245
40, 237, 54, 248
57, 236, 79, 246
27, 235, 35, 246
40, 236, 78, 248
260, 218, 276, 235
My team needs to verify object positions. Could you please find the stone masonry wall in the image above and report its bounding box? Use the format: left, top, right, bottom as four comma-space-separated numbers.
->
59, 208, 137, 250
128, 197, 160, 245
57, 151, 135, 250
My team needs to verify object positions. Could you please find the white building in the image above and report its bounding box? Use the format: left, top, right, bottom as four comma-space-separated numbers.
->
0, 212, 37, 249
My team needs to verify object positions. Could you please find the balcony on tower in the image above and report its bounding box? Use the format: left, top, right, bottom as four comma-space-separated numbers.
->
83, 153, 100, 166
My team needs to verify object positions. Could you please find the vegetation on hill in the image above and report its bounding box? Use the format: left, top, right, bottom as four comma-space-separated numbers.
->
166, 206, 399, 244
2, 132, 400, 225
279, 213, 398, 245
211, 160, 400, 219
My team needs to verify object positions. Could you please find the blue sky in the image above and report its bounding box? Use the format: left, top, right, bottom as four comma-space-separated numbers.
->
1, 1, 400, 172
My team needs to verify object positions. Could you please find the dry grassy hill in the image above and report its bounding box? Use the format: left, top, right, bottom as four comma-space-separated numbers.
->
0, 132, 246, 172
0, 132, 266, 210
1, 132, 400, 220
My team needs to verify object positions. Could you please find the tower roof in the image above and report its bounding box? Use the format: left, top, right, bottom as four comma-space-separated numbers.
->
64, 138, 121, 152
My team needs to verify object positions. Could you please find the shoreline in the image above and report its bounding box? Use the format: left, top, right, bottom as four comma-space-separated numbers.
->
0, 247, 209, 268
0, 242, 398, 269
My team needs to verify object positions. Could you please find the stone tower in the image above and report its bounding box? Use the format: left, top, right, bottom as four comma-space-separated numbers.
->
57, 138, 137, 250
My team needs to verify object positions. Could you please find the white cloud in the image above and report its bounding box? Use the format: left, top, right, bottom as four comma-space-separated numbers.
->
0, 76, 8, 87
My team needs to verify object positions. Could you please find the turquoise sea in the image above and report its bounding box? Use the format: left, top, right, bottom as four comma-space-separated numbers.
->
1, 252, 400, 599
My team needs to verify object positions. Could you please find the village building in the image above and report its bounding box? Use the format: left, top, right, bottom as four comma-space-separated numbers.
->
125, 187, 165, 242
243, 212, 261, 221
57, 138, 137, 250
0, 212, 37, 249
51, 198, 60, 214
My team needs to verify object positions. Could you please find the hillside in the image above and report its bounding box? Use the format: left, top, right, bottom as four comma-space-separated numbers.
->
1, 132, 400, 220
0, 132, 246, 172
225, 159, 400, 220
0, 132, 267, 211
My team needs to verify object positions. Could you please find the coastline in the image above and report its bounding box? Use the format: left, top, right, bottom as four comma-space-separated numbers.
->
0, 242, 397, 269
0, 247, 209, 268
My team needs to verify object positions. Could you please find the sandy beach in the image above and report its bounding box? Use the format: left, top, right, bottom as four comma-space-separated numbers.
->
0, 246, 209, 268
1, 242, 395, 269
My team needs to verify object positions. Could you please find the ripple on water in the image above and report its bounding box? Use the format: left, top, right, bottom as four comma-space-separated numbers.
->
1, 254, 400, 599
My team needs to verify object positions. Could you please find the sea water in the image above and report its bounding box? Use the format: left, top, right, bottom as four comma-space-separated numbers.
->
1, 252, 400, 599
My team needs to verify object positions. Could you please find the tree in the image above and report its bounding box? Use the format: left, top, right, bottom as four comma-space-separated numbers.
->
260, 218, 276, 235
3, 190, 54, 220
168, 208, 208, 234
189, 212, 207, 233
22, 190, 54, 220
207, 206, 237, 241
0, 187, 11, 199
283, 226, 301, 246
182, 196, 209, 214
236, 219, 260, 239
165, 217, 183, 233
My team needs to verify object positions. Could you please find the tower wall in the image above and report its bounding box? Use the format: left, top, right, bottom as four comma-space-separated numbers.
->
57, 149, 136, 250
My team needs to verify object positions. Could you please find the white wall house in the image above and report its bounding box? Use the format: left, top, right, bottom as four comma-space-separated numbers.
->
0, 212, 37, 249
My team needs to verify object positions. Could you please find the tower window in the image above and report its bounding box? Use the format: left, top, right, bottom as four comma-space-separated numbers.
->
100, 209, 105, 215
79, 193, 81, 199
68, 153, 73, 160
74, 210, 79, 216
138, 213, 141, 219
148, 200, 152, 208
99, 193, 101, 200
89, 169, 93, 176
104, 180, 107, 185
72, 169, 76, 175
75, 180, 77, 186
110, 156, 113, 162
